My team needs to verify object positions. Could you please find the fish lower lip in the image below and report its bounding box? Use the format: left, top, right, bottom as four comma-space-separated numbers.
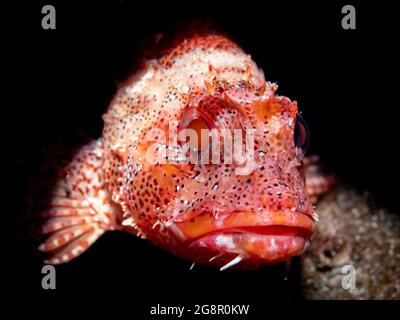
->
189, 232, 309, 265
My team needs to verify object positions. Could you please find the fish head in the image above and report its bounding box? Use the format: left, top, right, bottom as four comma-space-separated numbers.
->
167, 81, 314, 269
102, 38, 314, 269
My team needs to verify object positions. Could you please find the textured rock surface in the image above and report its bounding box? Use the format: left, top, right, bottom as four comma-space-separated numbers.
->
301, 187, 400, 299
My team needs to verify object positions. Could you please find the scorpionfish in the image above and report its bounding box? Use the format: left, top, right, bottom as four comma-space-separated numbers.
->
32, 29, 329, 270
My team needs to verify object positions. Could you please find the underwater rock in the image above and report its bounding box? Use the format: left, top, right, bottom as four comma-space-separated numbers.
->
301, 187, 400, 299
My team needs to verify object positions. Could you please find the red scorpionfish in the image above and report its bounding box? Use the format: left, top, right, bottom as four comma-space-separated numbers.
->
31, 29, 332, 270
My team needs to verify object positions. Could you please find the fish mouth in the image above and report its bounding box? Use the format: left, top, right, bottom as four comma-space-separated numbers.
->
174, 210, 314, 267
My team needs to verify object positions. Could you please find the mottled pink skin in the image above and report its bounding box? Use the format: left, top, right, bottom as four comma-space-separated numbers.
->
34, 31, 317, 268
100, 32, 315, 268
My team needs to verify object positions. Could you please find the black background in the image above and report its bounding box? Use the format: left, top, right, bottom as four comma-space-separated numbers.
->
11, 0, 399, 315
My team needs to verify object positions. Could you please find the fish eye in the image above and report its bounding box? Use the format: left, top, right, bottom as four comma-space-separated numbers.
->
179, 107, 213, 155
186, 118, 210, 152
294, 113, 309, 153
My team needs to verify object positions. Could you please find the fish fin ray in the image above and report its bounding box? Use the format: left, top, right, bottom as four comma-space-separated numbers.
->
28, 140, 123, 264
303, 155, 336, 203
38, 223, 96, 252
43, 227, 106, 264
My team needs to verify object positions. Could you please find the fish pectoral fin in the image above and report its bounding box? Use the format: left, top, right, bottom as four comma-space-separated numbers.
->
29, 140, 122, 264
303, 155, 337, 203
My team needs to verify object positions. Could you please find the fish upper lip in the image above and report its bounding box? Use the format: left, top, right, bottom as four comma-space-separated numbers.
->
174, 209, 314, 242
